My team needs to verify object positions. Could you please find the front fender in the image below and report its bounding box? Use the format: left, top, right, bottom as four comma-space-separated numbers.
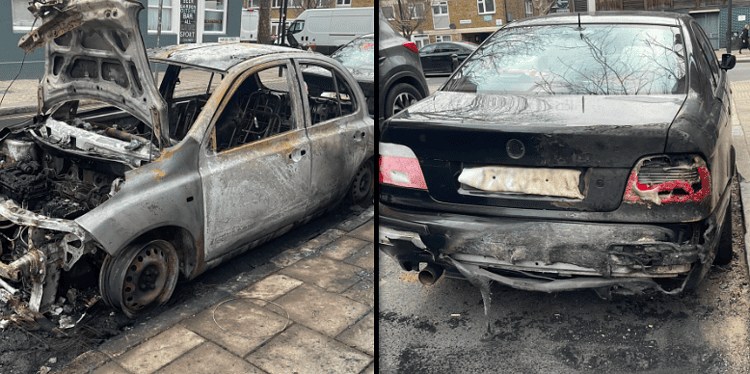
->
75, 136, 204, 256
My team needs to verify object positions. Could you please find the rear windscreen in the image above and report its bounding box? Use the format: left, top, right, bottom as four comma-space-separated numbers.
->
444, 24, 686, 95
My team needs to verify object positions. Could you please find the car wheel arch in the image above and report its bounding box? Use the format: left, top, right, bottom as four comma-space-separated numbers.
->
347, 156, 375, 207
106, 225, 202, 281
380, 70, 428, 104
380, 77, 427, 119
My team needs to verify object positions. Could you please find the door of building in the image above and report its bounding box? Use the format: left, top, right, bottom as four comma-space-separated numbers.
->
691, 11, 720, 50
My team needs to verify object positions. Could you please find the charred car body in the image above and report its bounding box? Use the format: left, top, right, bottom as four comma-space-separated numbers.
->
0, 0, 373, 320
379, 12, 736, 299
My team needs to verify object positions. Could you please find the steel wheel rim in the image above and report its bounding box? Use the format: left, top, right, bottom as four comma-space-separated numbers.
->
351, 162, 373, 202
392, 92, 417, 115
102, 240, 179, 318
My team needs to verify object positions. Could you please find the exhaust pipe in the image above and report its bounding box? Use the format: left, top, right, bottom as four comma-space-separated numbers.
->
418, 264, 444, 285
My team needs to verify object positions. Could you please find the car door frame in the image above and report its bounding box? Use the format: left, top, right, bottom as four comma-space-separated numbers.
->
196, 57, 312, 262
291, 56, 372, 214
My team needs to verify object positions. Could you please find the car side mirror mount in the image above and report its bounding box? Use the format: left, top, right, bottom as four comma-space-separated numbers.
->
720, 53, 736, 70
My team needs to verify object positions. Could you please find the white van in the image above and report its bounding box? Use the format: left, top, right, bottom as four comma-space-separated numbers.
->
287, 7, 373, 55
240, 8, 259, 42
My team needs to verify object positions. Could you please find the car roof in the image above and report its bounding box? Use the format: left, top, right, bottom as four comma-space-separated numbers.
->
510, 11, 686, 27
148, 42, 307, 72
423, 41, 477, 48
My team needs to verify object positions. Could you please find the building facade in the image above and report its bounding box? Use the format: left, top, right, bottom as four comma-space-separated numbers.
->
382, 0, 748, 49
381, 0, 528, 46
3, 0, 372, 80
244, 0, 374, 41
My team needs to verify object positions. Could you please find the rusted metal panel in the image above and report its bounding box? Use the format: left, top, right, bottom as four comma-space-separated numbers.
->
75, 137, 205, 256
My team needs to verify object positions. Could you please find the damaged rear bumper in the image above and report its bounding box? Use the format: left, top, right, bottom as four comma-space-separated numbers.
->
379, 189, 730, 295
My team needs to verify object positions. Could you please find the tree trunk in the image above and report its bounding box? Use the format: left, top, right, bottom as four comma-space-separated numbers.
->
259, 0, 272, 44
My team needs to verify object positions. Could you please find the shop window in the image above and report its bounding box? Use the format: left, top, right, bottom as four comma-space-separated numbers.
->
205, 0, 226, 33
147, 0, 174, 32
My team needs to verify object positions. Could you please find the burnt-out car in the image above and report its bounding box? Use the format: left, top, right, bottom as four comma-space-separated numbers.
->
0, 0, 373, 319
379, 12, 736, 298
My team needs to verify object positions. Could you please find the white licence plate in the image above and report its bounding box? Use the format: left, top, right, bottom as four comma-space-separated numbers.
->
457, 166, 584, 199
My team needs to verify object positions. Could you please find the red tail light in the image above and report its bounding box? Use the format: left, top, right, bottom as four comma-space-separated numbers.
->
379, 142, 428, 190
403, 42, 419, 54
623, 155, 710, 205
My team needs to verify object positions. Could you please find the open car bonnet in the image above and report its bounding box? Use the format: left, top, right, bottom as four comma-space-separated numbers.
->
19, 0, 169, 147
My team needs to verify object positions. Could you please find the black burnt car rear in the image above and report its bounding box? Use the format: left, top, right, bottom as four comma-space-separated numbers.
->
379, 12, 737, 296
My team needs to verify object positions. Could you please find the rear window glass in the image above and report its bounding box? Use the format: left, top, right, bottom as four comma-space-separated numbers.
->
332, 37, 374, 68
444, 25, 686, 95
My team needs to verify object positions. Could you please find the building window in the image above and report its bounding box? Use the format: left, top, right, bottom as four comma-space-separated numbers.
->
412, 34, 430, 49
477, 0, 495, 14
409, 4, 425, 19
435, 35, 452, 42
336, 0, 352, 6
204, 0, 226, 33
382, 6, 395, 19
432, 1, 448, 15
316, 0, 331, 7
432, 1, 449, 30
12, 0, 37, 32
148, 0, 174, 33
525, 0, 533, 17
247, 0, 260, 7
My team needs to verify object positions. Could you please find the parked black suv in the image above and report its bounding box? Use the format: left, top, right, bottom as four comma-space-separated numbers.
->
379, 13, 429, 121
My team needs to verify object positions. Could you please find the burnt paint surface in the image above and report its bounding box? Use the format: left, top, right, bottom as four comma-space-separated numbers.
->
148, 43, 306, 72
199, 129, 312, 261
75, 136, 204, 256
28, 0, 171, 146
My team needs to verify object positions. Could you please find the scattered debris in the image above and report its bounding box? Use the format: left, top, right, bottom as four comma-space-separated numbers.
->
58, 315, 74, 330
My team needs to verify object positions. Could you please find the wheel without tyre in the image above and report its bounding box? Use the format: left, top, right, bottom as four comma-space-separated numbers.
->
385, 83, 422, 119
348, 159, 374, 207
99, 240, 179, 318
714, 200, 733, 265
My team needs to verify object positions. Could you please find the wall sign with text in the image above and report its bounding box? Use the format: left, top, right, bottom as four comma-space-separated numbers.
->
180, 0, 197, 43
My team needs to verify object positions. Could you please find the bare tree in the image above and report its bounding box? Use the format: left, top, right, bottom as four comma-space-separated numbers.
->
259, 0, 272, 44
384, 0, 431, 39
532, 0, 555, 16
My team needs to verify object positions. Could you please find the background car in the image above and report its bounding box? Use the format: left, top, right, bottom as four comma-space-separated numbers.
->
331, 34, 375, 116
379, 13, 429, 121
3, 0, 374, 319
379, 12, 736, 299
419, 41, 478, 75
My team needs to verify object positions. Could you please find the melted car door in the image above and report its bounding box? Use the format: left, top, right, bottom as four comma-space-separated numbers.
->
295, 60, 366, 211
198, 61, 311, 260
